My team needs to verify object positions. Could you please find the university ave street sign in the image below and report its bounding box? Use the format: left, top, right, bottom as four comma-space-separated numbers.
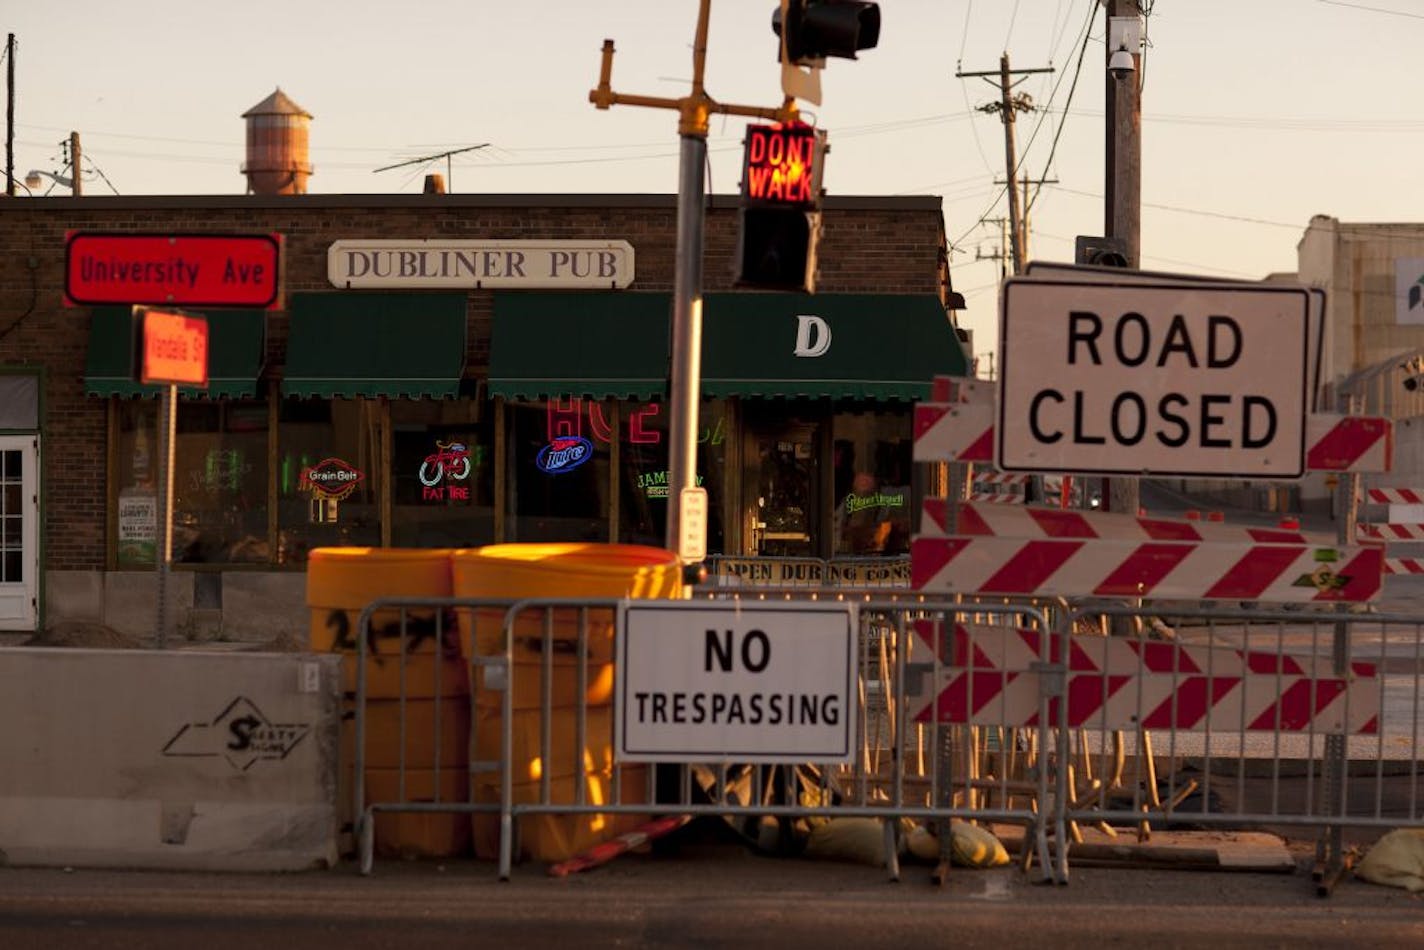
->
65, 232, 283, 309
997, 278, 1313, 479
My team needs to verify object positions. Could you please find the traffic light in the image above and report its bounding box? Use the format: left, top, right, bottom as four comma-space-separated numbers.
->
737, 207, 820, 292
1075, 234, 1130, 268
735, 121, 826, 292
772, 0, 881, 65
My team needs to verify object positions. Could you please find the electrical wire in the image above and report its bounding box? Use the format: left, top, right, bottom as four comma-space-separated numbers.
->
1024, 0, 1097, 216
1316, 0, 1424, 19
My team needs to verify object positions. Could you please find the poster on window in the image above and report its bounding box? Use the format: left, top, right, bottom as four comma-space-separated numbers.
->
1395, 258, 1424, 325
118, 491, 157, 564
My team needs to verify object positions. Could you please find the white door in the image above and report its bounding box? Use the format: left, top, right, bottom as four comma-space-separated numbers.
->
0, 435, 38, 630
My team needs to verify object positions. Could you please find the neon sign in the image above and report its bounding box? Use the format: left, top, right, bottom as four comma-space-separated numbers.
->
419, 440, 473, 501
301, 458, 364, 501
636, 470, 705, 499
741, 122, 823, 209
544, 399, 725, 447
536, 436, 593, 475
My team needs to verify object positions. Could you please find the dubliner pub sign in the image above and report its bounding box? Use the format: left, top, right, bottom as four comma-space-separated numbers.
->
327, 239, 635, 290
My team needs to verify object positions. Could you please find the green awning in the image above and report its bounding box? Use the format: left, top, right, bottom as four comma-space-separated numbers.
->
84, 307, 266, 399
282, 292, 467, 398
701, 293, 968, 399
489, 292, 671, 399
487, 291, 967, 401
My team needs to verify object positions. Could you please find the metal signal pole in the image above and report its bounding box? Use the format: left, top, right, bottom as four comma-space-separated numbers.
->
590, 1, 798, 557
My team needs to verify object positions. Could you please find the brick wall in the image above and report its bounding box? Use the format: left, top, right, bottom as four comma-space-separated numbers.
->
0, 194, 949, 570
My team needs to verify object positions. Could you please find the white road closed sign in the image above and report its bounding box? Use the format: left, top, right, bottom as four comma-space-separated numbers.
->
998, 279, 1312, 478
615, 602, 857, 763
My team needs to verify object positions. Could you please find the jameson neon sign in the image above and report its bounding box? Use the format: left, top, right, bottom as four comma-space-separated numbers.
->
537, 436, 593, 474
742, 122, 824, 209
636, 470, 705, 499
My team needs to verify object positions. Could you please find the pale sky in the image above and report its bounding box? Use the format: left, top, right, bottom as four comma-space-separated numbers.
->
6, 1, 1422, 371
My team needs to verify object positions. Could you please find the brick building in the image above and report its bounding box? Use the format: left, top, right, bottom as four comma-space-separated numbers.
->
0, 192, 967, 637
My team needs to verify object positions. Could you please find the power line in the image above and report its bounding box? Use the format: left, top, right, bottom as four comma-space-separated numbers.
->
1316, 0, 1424, 20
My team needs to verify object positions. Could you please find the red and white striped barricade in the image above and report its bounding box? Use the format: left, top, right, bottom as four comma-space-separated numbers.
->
920, 499, 1328, 544
905, 622, 1380, 734
1360, 487, 1424, 574
909, 536, 1383, 603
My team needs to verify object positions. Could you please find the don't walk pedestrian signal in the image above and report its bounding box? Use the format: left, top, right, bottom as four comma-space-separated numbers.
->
736, 121, 827, 292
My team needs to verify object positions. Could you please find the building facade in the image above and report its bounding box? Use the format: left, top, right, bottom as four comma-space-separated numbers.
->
0, 193, 967, 637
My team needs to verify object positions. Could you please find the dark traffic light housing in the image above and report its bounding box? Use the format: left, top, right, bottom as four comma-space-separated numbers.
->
773, 0, 881, 64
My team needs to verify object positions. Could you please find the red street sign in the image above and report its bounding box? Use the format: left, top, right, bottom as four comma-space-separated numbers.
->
137, 308, 209, 388
65, 232, 283, 309
741, 122, 824, 210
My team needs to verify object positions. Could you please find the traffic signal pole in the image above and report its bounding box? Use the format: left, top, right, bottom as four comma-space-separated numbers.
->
590, 3, 799, 556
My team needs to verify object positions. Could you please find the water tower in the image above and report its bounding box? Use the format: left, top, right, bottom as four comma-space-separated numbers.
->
241, 88, 313, 195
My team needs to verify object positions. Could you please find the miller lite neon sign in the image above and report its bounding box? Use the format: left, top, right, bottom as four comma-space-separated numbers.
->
741, 121, 825, 211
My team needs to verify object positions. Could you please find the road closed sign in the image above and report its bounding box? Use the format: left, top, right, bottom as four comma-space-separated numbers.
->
615, 602, 856, 763
998, 279, 1312, 478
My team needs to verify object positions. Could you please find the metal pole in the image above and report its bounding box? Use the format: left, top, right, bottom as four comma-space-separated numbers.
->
665, 135, 706, 551
155, 383, 177, 648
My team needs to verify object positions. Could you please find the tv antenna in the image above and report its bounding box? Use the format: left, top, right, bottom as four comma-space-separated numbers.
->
374, 143, 489, 192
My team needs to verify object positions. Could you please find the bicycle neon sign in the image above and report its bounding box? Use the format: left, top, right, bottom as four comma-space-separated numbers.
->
419, 440, 472, 501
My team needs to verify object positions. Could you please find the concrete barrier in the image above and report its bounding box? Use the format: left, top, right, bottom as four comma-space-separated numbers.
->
0, 648, 341, 871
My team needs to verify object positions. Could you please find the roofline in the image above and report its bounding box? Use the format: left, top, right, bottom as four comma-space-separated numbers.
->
2, 192, 943, 212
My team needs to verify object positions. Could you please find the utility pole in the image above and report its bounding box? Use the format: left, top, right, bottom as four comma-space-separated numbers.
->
995, 172, 1057, 262
590, 2, 799, 557
957, 56, 1052, 275
5, 34, 14, 197
1105, 0, 1142, 517
974, 217, 1010, 281
62, 130, 82, 196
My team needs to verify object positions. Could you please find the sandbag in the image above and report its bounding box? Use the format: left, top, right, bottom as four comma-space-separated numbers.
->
1356, 828, 1424, 893
803, 818, 899, 866
905, 820, 1010, 868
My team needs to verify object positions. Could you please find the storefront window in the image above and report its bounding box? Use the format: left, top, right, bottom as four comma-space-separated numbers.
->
507, 400, 612, 543
276, 398, 381, 564
391, 399, 494, 549
831, 409, 913, 557
116, 400, 271, 566
618, 399, 726, 551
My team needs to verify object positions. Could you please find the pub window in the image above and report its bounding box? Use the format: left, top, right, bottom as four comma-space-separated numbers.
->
506, 400, 611, 543
391, 398, 495, 549
618, 399, 726, 552
116, 400, 271, 566
276, 398, 381, 564
831, 408, 913, 557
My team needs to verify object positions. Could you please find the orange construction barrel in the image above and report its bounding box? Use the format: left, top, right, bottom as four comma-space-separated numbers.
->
308, 546, 470, 859
450, 543, 682, 862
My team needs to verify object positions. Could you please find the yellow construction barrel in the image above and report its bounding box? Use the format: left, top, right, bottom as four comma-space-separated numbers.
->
307, 546, 469, 859
450, 542, 682, 862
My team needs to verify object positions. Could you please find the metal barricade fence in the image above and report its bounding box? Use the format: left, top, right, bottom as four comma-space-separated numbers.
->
354, 594, 1064, 881
352, 594, 1421, 888
1054, 604, 1423, 892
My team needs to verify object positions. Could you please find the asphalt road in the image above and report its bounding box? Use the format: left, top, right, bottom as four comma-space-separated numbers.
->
2, 830, 1422, 950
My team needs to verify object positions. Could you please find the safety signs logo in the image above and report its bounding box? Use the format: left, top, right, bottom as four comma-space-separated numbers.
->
162, 696, 311, 771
